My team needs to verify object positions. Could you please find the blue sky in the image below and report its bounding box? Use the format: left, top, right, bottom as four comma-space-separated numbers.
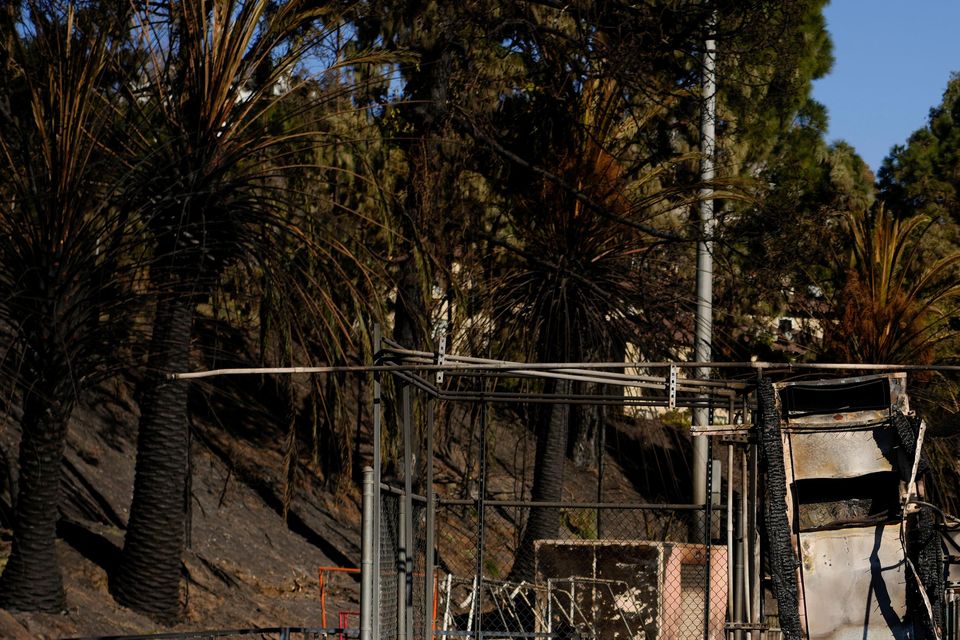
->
811, 1, 960, 173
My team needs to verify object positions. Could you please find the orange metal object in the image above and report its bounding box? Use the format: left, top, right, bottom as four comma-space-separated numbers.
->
339, 610, 360, 640
317, 565, 438, 631
318, 566, 361, 629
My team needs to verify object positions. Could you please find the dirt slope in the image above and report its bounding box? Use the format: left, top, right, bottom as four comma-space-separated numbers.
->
0, 376, 363, 639
0, 371, 689, 638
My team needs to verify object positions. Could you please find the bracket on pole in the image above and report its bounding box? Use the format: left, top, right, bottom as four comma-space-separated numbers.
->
668, 364, 678, 410
435, 335, 447, 385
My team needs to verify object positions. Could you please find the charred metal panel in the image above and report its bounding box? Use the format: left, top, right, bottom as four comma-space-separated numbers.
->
797, 525, 909, 640
780, 378, 890, 417
794, 474, 900, 531
777, 374, 909, 429
773, 374, 912, 640
786, 428, 897, 481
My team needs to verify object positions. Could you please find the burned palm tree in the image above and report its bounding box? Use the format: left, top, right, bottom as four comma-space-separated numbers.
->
110, 0, 387, 621
484, 71, 691, 579
0, 0, 140, 611
824, 206, 960, 365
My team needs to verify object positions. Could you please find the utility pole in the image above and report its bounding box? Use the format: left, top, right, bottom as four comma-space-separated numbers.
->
692, 17, 716, 530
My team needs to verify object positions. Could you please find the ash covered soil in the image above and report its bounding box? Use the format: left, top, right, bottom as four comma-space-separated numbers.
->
0, 374, 365, 639
0, 370, 686, 639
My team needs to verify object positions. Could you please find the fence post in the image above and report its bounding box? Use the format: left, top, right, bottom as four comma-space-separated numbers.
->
704, 433, 713, 640
361, 467, 375, 640
727, 444, 735, 640
372, 325, 383, 640
424, 398, 436, 640
473, 401, 488, 640
402, 383, 415, 640
399, 495, 408, 639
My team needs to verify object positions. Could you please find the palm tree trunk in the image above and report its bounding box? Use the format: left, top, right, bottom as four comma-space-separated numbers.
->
570, 399, 602, 469
112, 294, 194, 623
0, 384, 71, 611
509, 379, 570, 581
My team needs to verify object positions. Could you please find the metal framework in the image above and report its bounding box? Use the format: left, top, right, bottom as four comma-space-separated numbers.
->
170, 339, 960, 640
362, 336, 761, 640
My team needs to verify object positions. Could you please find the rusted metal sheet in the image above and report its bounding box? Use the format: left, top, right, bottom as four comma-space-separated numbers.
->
796, 525, 908, 640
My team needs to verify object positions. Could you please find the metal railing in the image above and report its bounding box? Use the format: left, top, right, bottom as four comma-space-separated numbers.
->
70, 627, 358, 640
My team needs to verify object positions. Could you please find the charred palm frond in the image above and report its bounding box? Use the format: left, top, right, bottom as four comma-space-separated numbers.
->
0, 0, 142, 611
820, 207, 960, 519
483, 68, 695, 578
112, 0, 391, 621
824, 207, 960, 365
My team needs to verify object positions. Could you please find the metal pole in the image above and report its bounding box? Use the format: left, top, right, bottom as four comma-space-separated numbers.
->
399, 495, 408, 639
742, 449, 752, 640
750, 442, 761, 640
734, 480, 744, 640
547, 579, 554, 636
373, 326, 383, 640
693, 11, 717, 532
442, 573, 453, 633
361, 467, 375, 640
402, 384, 415, 640
473, 401, 488, 640
597, 407, 605, 538
703, 433, 714, 640
467, 575, 477, 634
424, 399, 436, 640
727, 445, 734, 640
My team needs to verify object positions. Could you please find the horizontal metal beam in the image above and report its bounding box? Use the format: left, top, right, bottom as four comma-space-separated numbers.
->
437, 498, 711, 510
691, 423, 754, 436
169, 353, 955, 383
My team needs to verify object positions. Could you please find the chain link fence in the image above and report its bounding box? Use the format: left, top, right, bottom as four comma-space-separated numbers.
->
368, 370, 757, 640
376, 488, 733, 640
431, 502, 727, 640
378, 487, 429, 640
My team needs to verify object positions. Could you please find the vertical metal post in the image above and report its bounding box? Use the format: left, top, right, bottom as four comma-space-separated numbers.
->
750, 442, 761, 640
734, 467, 744, 640
372, 326, 383, 640
726, 444, 734, 640
692, 8, 718, 528
704, 432, 714, 640
547, 579, 554, 635
467, 575, 477, 634
597, 408, 605, 539
361, 467, 375, 640
442, 574, 453, 632
474, 401, 488, 640
741, 449, 752, 640
424, 398, 436, 640
570, 581, 576, 622
399, 495, 408, 639
402, 384, 415, 640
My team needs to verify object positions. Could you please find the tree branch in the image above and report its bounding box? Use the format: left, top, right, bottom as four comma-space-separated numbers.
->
454, 110, 685, 242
